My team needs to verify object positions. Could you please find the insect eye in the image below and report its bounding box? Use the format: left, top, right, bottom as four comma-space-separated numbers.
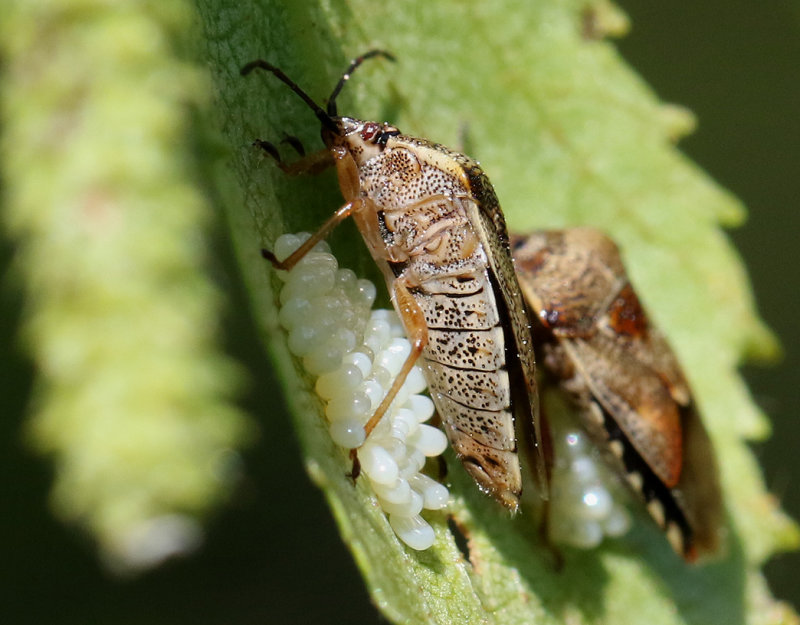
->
360, 122, 381, 142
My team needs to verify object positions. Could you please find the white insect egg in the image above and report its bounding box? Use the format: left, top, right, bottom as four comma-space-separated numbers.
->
379, 488, 425, 518
278, 296, 313, 329
273, 233, 306, 262
570, 457, 598, 482
364, 319, 392, 354
581, 486, 613, 520
369, 308, 395, 323
315, 364, 364, 400
279, 258, 337, 305
335, 267, 358, 291
388, 388, 412, 417
403, 367, 428, 395
375, 338, 412, 376
360, 379, 386, 410
392, 408, 420, 437
371, 478, 412, 505
408, 424, 448, 457
423, 484, 450, 510
388, 514, 435, 551
354, 279, 377, 308
409, 473, 450, 510
329, 420, 366, 449
380, 437, 408, 462
390, 416, 412, 442
399, 449, 426, 478
358, 444, 400, 486
406, 395, 435, 422
343, 351, 372, 378
602, 505, 631, 537
324, 392, 371, 422
287, 324, 320, 357
367, 365, 392, 389
303, 346, 344, 376
550, 426, 631, 550
303, 326, 359, 376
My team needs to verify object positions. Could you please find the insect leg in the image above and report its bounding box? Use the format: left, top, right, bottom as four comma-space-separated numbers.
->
280, 134, 306, 156
253, 140, 335, 176
361, 277, 429, 438
262, 199, 361, 270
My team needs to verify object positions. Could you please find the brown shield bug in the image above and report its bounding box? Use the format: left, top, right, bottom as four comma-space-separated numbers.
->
510, 228, 723, 560
241, 51, 548, 508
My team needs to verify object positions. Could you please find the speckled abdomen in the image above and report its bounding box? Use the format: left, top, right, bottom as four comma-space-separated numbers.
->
413, 267, 521, 507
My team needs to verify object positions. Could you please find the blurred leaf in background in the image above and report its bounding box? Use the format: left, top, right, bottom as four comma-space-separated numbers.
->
1, 0, 251, 572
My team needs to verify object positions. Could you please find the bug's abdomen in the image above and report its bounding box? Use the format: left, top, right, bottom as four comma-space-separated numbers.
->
414, 269, 522, 508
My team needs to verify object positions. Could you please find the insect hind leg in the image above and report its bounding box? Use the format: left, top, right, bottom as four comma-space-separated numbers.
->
361, 277, 428, 438
340, 276, 426, 485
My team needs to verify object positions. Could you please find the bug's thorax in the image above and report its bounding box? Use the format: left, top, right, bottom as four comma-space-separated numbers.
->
322, 117, 400, 201
326, 117, 484, 273
510, 229, 628, 337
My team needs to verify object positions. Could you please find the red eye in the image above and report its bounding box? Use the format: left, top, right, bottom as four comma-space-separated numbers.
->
361, 122, 380, 141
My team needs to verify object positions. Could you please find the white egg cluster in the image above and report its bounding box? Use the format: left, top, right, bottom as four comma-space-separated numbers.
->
273, 232, 631, 552
548, 428, 631, 549
274, 233, 450, 550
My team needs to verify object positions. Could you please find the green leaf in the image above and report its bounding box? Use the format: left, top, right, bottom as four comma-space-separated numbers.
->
0, 0, 251, 570
196, 0, 798, 623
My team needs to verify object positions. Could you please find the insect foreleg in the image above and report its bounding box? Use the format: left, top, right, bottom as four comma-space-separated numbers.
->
279, 134, 306, 156
254, 140, 334, 176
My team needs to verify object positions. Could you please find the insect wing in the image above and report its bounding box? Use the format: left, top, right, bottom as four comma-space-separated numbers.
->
559, 333, 683, 488
465, 197, 549, 499
673, 396, 724, 558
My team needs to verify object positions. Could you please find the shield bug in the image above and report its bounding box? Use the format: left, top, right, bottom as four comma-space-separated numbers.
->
241, 51, 548, 508
510, 228, 723, 560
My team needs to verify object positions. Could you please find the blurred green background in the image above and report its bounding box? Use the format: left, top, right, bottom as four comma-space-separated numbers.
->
1, 1, 797, 623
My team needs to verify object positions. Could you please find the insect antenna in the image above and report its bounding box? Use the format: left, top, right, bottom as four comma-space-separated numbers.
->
240, 59, 339, 133
326, 50, 396, 117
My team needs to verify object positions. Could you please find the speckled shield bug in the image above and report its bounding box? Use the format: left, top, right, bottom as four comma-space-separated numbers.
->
511, 228, 723, 560
242, 51, 548, 508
